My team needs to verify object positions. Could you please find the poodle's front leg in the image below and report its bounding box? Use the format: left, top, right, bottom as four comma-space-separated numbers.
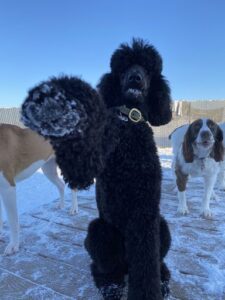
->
125, 215, 163, 300
21, 76, 107, 190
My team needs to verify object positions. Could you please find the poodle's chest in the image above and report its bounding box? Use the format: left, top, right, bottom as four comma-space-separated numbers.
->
105, 140, 160, 178
111, 141, 153, 166
115, 124, 155, 156
101, 124, 160, 183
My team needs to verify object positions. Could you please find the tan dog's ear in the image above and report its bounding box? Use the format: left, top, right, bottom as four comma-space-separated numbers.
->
182, 126, 194, 163
213, 126, 224, 162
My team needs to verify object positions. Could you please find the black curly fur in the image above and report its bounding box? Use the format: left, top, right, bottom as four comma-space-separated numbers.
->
98, 39, 172, 125
89, 39, 172, 300
110, 38, 162, 76
21, 38, 172, 299
22, 76, 110, 189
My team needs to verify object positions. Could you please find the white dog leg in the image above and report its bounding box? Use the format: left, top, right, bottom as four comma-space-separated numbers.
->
0, 198, 3, 233
41, 158, 65, 209
211, 190, 219, 202
1, 186, 19, 255
177, 191, 189, 215
69, 189, 78, 215
170, 158, 177, 191
217, 168, 225, 190
201, 174, 217, 218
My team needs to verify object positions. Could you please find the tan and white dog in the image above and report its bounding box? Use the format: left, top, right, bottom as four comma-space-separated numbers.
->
0, 124, 78, 255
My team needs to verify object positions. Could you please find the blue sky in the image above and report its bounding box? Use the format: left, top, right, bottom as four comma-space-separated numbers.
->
0, 0, 225, 107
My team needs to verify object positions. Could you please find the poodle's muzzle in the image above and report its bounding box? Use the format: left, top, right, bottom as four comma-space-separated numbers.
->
121, 65, 150, 104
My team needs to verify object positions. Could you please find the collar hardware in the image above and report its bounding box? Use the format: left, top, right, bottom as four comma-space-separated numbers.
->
116, 105, 145, 124
128, 108, 143, 123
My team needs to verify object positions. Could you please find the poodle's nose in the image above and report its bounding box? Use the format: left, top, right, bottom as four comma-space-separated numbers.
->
128, 73, 142, 83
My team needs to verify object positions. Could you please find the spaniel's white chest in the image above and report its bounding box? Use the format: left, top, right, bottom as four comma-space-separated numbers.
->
179, 155, 219, 177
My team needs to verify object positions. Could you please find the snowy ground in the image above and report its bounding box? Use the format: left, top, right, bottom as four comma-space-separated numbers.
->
0, 148, 225, 299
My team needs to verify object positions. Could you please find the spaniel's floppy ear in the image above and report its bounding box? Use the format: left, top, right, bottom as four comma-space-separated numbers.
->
97, 73, 122, 108
213, 125, 224, 162
147, 75, 172, 126
182, 126, 194, 163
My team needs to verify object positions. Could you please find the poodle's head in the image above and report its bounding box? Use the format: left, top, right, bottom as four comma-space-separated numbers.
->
98, 38, 172, 126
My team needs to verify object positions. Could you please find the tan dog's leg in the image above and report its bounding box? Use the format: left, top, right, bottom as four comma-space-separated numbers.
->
69, 189, 78, 215
1, 185, 19, 255
41, 157, 65, 208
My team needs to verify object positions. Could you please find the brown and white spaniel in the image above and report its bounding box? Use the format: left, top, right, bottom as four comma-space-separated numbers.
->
169, 118, 224, 218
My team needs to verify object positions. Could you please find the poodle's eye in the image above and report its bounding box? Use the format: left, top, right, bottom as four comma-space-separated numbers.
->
146, 70, 152, 76
120, 73, 126, 80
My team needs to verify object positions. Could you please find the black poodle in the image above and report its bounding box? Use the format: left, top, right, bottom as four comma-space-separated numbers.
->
21, 39, 172, 300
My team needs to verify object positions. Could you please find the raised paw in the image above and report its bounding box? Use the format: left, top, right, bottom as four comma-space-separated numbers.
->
4, 242, 19, 256
21, 76, 103, 139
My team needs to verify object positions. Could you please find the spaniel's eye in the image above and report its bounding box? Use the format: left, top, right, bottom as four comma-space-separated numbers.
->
194, 124, 201, 130
208, 122, 216, 130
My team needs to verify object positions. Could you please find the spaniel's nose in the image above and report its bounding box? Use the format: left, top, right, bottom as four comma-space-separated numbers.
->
128, 73, 142, 83
200, 130, 212, 140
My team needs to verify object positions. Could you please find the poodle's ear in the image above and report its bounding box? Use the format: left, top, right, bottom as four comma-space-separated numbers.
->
97, 73, 122, 108
147, 75, 172, 126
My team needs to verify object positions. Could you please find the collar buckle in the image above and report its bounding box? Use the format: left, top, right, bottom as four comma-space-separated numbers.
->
128, 108, 142, 123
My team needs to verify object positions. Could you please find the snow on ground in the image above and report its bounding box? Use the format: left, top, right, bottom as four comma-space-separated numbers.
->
0, 148, 225, 299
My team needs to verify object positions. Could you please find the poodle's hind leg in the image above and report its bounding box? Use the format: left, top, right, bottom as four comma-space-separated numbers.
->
85, 218, 127, 299
125, 215, 163, 300
160, 262, 170, 298
160, 216, 171, 298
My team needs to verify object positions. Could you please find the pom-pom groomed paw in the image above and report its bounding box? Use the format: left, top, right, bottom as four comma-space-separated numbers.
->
21, 76, 108, 190
21, 76, 104, 139
100, 283, 125, 299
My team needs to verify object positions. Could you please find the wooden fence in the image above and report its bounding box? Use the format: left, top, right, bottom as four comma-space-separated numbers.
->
1, 100, 225, 147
